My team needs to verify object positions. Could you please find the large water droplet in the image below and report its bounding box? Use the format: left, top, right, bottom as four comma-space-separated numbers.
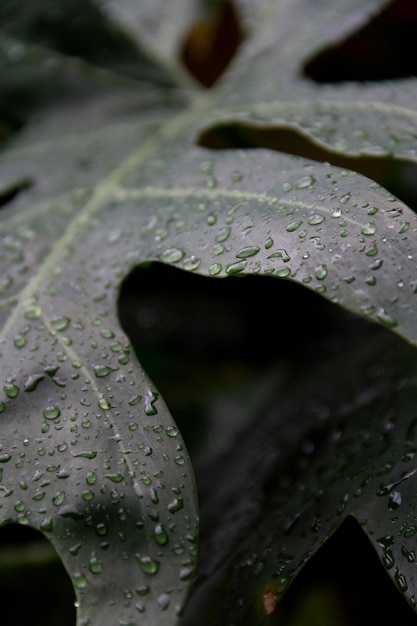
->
236, 246, 260, 258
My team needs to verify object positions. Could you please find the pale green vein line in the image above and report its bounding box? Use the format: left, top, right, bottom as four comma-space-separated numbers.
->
39, 310, 139, 492
226, 98, 417, 125
0, 97, 207, 346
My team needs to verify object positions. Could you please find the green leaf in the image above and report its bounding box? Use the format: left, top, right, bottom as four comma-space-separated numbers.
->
2, 1, 417, 624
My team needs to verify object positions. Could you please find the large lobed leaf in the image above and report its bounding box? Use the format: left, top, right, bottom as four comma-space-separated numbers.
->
2, 0, 417, 624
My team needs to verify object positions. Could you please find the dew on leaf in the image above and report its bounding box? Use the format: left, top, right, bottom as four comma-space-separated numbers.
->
225, 261, 247, 275
183, 256, 201, 270
23, 305, 42, 319
93, 365, 113, 378
89, 555, 102, 574
315, 264, 328, 280
43, 406, 61, 420
215, 227, 231, 242
52, 491, 65, 506
286, 220, 302, 232
296, 175, 315, 188
277, 267, 291, 278
160, 248, 184, 263
73, 573, 87, 589
167, 498, 184, 514
267, 249, 290, 262
166, 426, 178, 438
136, 555, 160, 575
96, 523, 108, 536
3, 382, 19, 399
208, 263, 222, 275
366, 243, 378, 256
14, 335, 27, 348
308, 214, 325, 225
23, 374, 44, 392
51, 316, 70, 331
376, 309, 398, 328
395, 568, 408, 593
361, 222, 376, 235
153, 524, 169, 545
236, 246, 260, 258
157, 593, 170, 610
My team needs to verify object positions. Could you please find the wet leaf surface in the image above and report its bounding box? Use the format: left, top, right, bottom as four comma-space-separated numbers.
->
2, 1, 417, 624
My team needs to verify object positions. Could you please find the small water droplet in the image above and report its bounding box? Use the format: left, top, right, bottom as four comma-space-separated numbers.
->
308, 214, 325, 225
93, 365, 113, 378
89, 555, 102, 574
23, 374, 44, 392
296, 175, 315, 189
43, 406, 61, 420
136, 555, 160, 575
160, 248, 184, 263
277, 267, 291, 278
73, 573, 87, 589
3, 382, 19, 399
361, 222, 376, 236
395, 568, 408, 592
208, 263, 222, 275
167, 498, 184, 514
216, 227, 231, 243
153, 524, 169, 545
376, 309, 398, 328
236, 246, 260, 258
51, 316, 70, 331
315, 264, 328, 280
286, 220, 302, 232
182, 256, 201, 271
225, 261, 247, 276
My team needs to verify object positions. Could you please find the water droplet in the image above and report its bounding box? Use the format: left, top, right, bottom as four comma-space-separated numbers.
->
361, 222, 376, 236
183, 256, 201, 271
51, 316, 70, 331
136, 555, 160, 575
206, 213, 217, 225
14, 335, 26, 348
52, 491, 65, 506
93, 365, 113, 378
296, 175, 315, 189
3, 382, 19, 399
267, 249, 290, 262
23, 374, 44, 392
160, 248, 184, 263
216, 227, 231, 243
166, 427, 178, 437
399, 221, 410, 234
315, 264, 328, 280
167, 498, 184, 514
282, 182, 293, 192
89, 555, 102, 574
225, 261, 247, 276
277, 267, 291, 278
286, 220, 302, 232
43, 406, 61, 420
24, 304, 42, 319
308, 214, 325, 225
382, 549, 395, 569
73, 573, 87, 589
366, 243, 378, 256
395, 568, 408, 592
376, 309, 398, 328
208, 263, 222, 275
236, 246, 260, 258
153, 524, 169, 545
98, 396, 110, 410
157, 594, 170, 610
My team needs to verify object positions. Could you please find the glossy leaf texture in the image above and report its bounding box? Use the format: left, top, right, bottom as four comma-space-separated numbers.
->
2, 1, 417, 625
